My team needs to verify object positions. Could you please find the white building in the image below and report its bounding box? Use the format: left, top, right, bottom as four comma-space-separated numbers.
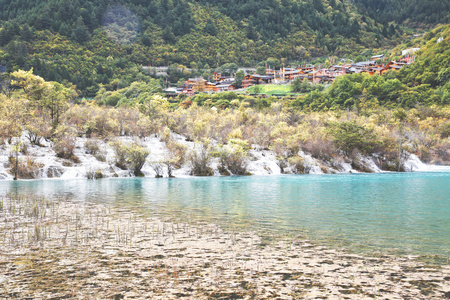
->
402, 48, 420, 56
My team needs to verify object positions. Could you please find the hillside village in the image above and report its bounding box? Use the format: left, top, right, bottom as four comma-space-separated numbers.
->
167, 48, 419, 96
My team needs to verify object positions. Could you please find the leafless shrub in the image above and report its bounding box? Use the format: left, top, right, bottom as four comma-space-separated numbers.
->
85, 139, 107, 162
188, 146, 213, 176
150, 162, 164, 178
8, 156, 44, 179
301, 138, 336, 161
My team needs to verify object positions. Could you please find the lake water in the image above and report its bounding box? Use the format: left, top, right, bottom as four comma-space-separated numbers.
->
1, 172, 449, 257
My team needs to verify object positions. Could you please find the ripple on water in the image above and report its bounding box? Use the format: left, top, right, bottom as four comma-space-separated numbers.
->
1, 172, 449, 257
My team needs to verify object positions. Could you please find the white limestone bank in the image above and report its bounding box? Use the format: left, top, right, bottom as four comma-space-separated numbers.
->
0, 134, 449, 180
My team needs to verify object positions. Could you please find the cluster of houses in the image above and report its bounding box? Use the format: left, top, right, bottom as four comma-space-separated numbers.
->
162, 73, 237, 96
242, 53, 416, 88
164, 51, 418, 96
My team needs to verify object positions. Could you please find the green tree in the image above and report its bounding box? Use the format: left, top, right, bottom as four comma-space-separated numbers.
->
234, 70, 245, 88
204, 19, 217, 36
256, 66, 266, 75
71, 17, 90, 44
329, 121, 377, 156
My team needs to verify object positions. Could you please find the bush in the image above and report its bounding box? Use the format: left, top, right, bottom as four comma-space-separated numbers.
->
111, 140, 150, 176
439, 122, 450, 139
150, 162, 164, 178
287, 156, 306, 174
126, 144, 150, 176
329, 121, 377, 156
188, 146, 213, 176
166, 140, 187, 169
86, 169, 103, 180
218, 148, 248, 175
85, 139, 107, 161
301, 138, 336, 161
53, 136, 78, 161
53, 125, 79, 162
9, 156, 44, 179
111, 140, 128, 169
85, 139, 100, 155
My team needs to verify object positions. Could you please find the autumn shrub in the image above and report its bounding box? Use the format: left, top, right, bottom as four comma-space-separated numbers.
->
86, 169, 103, 180
431, 142, 450, 164
53, 135, 79, 162
287, 156, 307, 174
246, 122, 272, 149
53, 125, 79, 162
25, 117, 52, 146
218, 148, 248, 175
85, 139, 107, 162
111, 140, 150, 176
188, 146, 213, 176
439, 122, 450, 139
166, 140, 187, 169
126, 144, 150, 176
301, 137, 336, 161
8, 156, 44, 179
110, 140, 128, 169
85, 139, 100, 155
135, 117, 158, 137
160, 127, 187, 170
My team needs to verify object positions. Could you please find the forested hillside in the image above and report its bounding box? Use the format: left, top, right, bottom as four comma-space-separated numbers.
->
293, 24, 450, 110
353, 0, 450, 26
0, 0, 448, 97
0, 0, 406, 95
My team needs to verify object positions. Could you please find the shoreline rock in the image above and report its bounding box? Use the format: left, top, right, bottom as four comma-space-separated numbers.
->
1, 135, 449, 180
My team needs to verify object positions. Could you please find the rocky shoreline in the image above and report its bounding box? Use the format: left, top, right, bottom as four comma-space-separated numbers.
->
1, 134, 449, 181
0, 195, 449, 299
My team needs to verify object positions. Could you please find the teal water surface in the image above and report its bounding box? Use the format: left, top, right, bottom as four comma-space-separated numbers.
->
1, 172, 449, 256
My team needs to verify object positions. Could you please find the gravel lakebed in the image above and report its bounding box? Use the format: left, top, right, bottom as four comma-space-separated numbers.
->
0, 195, 449, 299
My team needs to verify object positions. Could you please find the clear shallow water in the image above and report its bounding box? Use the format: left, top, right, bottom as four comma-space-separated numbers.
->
1, 172, 449, 256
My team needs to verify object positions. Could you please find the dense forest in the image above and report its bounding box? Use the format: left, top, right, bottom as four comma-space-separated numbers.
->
0, 0, 417, 96
0, 0, 449, 97
353, 0, 450, 26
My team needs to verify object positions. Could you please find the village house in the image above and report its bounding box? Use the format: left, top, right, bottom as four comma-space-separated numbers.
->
205, 81, 216, 92
167, 49, 416, 96
214, 82, 236, 92
212, 72, 222, 82
212, 72, 233, 82
243, 74, 274, 88
370, 54, 385, 61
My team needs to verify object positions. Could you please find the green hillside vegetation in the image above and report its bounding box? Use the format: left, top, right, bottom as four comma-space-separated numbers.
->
291, 24, 450, 111
352, 0, 450, 26
0, 0, 409, 95
245, 84, 298, 96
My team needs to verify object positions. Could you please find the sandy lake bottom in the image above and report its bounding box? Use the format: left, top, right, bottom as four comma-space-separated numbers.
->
0, 194, 449, 299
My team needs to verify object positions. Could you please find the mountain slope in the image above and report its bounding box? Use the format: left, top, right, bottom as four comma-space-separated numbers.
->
0, 0, 429, 95
352, 0, 450, 26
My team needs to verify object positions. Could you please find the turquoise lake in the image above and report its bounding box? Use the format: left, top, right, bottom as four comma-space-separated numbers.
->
1, 172, 449, 257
